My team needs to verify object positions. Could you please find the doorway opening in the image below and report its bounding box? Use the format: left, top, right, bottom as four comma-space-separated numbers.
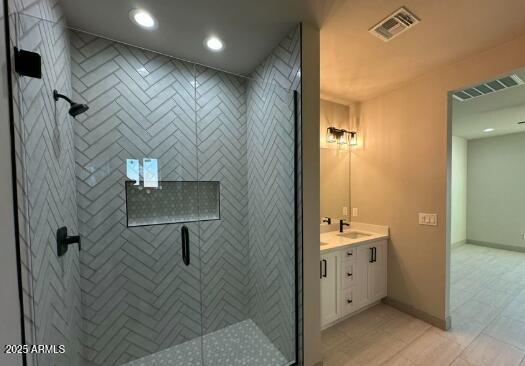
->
448, 67, 525, 345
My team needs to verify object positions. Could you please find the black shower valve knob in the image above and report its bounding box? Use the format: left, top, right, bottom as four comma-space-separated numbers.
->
57, 226, 81, 257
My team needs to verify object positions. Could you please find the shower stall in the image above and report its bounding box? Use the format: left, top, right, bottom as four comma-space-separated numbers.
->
8, 4, 302, 366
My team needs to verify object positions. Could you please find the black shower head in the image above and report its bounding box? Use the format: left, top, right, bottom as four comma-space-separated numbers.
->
53, 89, 89, 117
69, 102, 89, 117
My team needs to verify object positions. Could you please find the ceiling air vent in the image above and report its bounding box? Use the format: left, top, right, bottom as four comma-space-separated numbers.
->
453, 74, 524, 102
369, 7, 420, 42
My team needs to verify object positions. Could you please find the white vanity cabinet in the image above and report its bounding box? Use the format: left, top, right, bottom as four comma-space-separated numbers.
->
320, 239, 388, 328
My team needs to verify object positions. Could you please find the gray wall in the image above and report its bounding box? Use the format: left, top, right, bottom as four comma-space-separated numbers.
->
0, 3, 23, 366
70, 31, 250, 365
11, 0, 82, 365
467, 132, 525, 250
246, 25, 300, 362
300, 23, 321, 366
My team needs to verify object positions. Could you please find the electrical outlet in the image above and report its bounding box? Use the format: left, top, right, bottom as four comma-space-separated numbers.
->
419, 213, 437, 226
352, 208, 358, 217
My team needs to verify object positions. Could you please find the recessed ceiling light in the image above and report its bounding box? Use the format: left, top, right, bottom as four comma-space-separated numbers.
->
205, 36, 224, 52
483, 128, 494, 132
129, 9, 157, 30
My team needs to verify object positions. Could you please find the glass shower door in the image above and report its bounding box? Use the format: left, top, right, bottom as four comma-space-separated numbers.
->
196, 70, 297, 366
14, 13, 205, 366
69, 36, 205, 366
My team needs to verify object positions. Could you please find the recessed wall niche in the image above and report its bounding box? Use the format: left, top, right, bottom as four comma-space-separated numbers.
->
125, 181, 220, 227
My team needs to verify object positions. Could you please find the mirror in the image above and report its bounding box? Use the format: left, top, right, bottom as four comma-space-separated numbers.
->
320, 99, 351, 221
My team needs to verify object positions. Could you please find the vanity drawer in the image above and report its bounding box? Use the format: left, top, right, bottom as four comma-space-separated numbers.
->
342, 287, 355, 315
342, 262, 354, 288
342, 247, 355, 261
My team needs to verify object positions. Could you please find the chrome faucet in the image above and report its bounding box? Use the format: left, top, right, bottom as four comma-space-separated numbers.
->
322, 217, 331, 225
339, 219, 350, 233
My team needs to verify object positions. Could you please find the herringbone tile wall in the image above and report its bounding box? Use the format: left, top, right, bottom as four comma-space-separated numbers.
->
13, 4, 82, 366
246, 25, 301, 362
70, 31, 252, 365
195, 65, 251, 336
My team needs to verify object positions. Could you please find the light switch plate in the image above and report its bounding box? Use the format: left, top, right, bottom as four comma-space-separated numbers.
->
343, 207, 348, 216
419, 213, 437, 226
352, 208, 358, 217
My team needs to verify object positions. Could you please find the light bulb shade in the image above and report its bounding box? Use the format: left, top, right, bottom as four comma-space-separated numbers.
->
349, 132, 358, 146
326, 127, 337, 143
337, 132, 348, 145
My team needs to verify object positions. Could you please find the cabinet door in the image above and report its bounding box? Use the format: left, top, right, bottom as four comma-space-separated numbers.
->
354, 245, 372, 309
320, 252, 339, 326
367, 240, 387, 302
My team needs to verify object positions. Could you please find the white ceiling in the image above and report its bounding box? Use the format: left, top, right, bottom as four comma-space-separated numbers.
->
56, 0, 525, 100
57, 0, 338, 75
320, 0, 525, 102
452, 68, 525, 140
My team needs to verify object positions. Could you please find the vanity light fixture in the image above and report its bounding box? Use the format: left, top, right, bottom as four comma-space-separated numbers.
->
326, 127, 358, 146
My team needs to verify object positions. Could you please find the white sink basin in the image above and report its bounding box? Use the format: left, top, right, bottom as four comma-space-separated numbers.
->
338, 231, 371, 240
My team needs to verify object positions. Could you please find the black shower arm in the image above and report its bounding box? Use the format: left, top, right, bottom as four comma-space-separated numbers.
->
53, 90, 74, 105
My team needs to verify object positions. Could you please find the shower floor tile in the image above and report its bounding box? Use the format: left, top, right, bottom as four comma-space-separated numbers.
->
122, 319, 288, 366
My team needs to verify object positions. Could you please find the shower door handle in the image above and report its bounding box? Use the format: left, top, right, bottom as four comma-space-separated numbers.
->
181, 226, 190, 266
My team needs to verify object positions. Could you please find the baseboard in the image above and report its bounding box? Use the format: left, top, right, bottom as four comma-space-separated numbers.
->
468, 239, 525, 253
451, 239, 466, 248
382, 297, 450, 330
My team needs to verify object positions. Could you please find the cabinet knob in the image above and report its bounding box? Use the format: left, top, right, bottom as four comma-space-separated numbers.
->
347, 272, 352, 277
347, 299, 353, 304
346, 251, 353, 256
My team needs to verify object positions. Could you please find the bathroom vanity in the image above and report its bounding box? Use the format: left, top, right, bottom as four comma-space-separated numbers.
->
320, 223, 389, 328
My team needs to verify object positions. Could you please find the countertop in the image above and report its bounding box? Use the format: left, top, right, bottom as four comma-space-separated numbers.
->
320, 222, 389, 253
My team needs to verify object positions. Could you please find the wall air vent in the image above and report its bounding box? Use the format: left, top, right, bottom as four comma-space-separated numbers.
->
453, 74, 524, 102
369, 7, 420, 42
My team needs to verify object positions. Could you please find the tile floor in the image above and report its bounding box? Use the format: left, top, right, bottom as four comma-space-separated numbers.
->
322, 244, 525, 366
124, 319, 288, 366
